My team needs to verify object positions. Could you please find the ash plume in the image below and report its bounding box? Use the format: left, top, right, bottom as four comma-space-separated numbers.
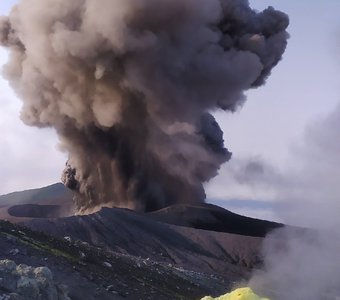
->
0, 0, 288, 213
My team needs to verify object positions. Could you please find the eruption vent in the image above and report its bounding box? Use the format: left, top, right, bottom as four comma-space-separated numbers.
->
0, 0, 288, 213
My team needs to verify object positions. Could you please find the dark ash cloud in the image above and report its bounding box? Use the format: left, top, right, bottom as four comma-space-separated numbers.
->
0, 0, 288, 213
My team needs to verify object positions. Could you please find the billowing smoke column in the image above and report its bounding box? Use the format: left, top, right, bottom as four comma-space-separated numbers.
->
0, 0, 288, 213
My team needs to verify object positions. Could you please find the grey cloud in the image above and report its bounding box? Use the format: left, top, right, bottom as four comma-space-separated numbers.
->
237, 104, 340, 299
230, 158, 284, 186
250, 228, 340, 300
206, 103, 340, 299
209, 102, 340, 224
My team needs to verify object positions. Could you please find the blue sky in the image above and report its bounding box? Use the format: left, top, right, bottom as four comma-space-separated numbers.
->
0, 1, 67, 194
217, 0, 340, 166
1, 1, 340, 223
206, 0, 340, 221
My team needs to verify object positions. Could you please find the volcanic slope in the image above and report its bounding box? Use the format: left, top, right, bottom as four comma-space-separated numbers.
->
0, 183, 73, 221
0, 185, 284, 298
148, 203, 282, 237
0, 219, 230, 300
25, 205, 282, 281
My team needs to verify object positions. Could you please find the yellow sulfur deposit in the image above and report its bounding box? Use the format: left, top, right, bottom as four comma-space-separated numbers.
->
200, 287, 270, 300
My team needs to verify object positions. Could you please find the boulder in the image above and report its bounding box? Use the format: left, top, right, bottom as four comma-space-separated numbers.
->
0, 260, 69, 300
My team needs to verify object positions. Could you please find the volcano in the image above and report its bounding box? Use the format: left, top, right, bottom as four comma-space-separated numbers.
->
0, 183, 284, 299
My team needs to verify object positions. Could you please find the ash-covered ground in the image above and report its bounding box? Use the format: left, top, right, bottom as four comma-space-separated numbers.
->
0, 184, 283, 300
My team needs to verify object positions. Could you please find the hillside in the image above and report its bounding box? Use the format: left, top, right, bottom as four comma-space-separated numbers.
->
24, 206, 274, 279
0, 183, 74, 221
0, 185, 285, 299
0, 183, 72, 206
0, 219, 228, 300
148, 203, 282, 237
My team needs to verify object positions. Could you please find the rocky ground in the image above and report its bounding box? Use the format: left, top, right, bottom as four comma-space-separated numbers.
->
0, 217, 242, 300
0, 186, 284, 300
25, 206, 270, 278
0, 259, 69, 300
